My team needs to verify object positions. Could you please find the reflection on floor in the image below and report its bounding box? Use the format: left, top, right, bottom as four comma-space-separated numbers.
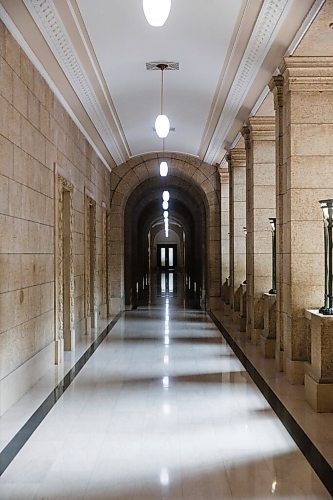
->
0, 300, 330, 499
146, 272, 200, 310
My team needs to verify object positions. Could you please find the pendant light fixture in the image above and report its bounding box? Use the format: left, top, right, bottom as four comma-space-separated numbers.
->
155, 64, 170, 139
159, 138, 168, 177
143, 0, 171, 27
162, 191, 170, 202
160, 161, 168, 177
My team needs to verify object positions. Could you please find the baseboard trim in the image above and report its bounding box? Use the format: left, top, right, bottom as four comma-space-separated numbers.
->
0, 343, 54, 417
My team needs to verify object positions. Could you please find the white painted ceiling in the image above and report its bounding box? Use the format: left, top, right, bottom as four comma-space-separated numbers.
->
0, 0, 321, 167
76, 0, 243, 158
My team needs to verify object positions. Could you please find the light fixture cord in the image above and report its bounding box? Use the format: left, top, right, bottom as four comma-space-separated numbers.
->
161, 67, 164, 115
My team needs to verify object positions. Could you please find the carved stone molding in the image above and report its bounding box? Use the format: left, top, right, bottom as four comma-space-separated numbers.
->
84, 192, 97, 328
281, 56, 333, 91
227, 148, 247, 168
269, 75, 284, 110
24, 0, 127, 165
204, 0, 289, 164
248, 116, 275, 141
55, 173, 74, 362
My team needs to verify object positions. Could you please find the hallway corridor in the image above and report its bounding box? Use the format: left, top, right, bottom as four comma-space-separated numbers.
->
0, 303, 329, 499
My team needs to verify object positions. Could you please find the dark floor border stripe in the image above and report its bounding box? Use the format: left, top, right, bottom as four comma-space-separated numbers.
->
0, 313, 122, 477
209, 311, 333, 496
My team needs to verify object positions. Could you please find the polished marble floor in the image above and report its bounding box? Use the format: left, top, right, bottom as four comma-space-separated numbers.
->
0, 300, 330, 499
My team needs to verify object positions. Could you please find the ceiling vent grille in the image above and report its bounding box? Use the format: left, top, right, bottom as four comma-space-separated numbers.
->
146, 61, 179, 71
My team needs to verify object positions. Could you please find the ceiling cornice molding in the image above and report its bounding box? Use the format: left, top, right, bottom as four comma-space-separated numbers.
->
0, 2, 114, 171
204, 0, 289, 165
23, 0, 129, 166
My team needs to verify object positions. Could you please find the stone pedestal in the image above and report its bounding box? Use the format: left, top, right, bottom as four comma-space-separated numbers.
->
239, 283, 247, 332
305, 309, 333, 412
260, 293, 276, 358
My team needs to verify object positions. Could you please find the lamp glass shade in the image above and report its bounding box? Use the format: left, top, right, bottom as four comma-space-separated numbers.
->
160, 161, 168, 177
164, 210, 168, 219
143, 0, 171, 27
162, 190, 170, 202
162, 200, 168, 210
155, 114, 170, 138
320, 200, 333, 221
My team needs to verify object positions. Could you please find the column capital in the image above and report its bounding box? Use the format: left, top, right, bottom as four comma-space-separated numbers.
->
219, 169, 229, 184
280, 56, 333, 91
248, 116, 275, 141
227, 147, 246, 169
241, 125, 251, 151
269, 75, 284, 109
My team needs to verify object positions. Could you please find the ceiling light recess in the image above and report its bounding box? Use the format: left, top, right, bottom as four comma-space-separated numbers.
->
143, 0, 171, 27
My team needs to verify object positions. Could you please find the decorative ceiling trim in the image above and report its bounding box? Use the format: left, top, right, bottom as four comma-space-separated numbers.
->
204, 0, 289, 165
23, 0, 128, 166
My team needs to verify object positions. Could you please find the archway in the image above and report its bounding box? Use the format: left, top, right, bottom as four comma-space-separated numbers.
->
124, 176, 205, 308
109, 153, 221, 314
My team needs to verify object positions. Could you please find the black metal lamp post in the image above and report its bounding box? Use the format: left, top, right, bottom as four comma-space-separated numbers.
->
269, 217, 276, 294
243, 227, 247, 284
319, 199, 333, 315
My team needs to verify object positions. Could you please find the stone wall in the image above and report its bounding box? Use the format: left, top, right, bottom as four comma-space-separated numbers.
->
0, 21, 110, 414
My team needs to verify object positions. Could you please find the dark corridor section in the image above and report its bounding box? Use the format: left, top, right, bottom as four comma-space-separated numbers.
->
124, 176, 207, 310
157, 244, 177, 269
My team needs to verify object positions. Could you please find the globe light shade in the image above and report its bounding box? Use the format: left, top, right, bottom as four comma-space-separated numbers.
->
143, 0, 171, 27
160, 161, 168, 177
162, 200, 168, 210
155, 114, 170, 138
162, 190, 170, 202
164, 210, 168, 219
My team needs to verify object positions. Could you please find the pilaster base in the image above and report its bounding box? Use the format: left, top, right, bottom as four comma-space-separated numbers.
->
85, 316, 91, 335
232, 310, 240, 322
275, 348, 284, 372
209, 297, 222, 312
223, 303, 231, 316
64, 329, 75, 352
260, 335, 275, 358
100, 303, 108, 320
54, 338, 64, 365
286, 358, 305, 385
239, 315, 246, 332
110, 298, 122, 316
305, 373, 333, 412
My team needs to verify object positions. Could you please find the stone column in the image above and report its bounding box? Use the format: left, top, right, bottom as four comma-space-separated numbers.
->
220, 169, 230, 306
269, 75, 285, 371
227, 144, 247, 315
242, 118, 276, 344
272, 57, 333, 384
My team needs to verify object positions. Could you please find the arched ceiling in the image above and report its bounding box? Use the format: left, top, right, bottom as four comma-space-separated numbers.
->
0, 0, 323, 167
124, 175, 206, 233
